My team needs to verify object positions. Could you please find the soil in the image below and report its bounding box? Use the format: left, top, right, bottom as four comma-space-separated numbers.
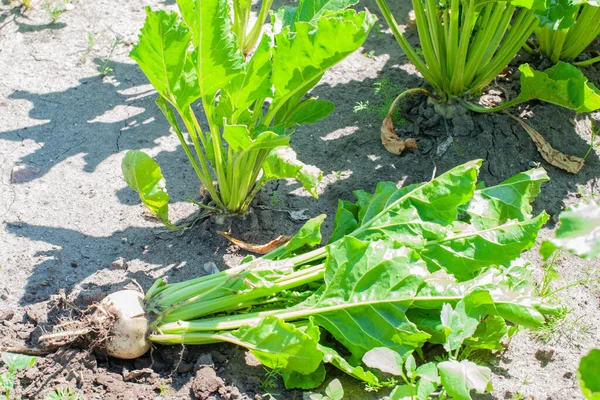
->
1, 0, 599, 399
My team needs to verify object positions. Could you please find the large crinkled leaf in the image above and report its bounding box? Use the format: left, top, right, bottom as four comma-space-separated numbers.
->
290, 237, 430, 360
189, 0, 244, 104
420, 212, 548, 280
353, 160, 482, 243
437, 360, 492, 400
578, 349, 600, 399
271, 9, 376, 116
534, 0, 584, 30
515, 62, 600, 113
122, 150, 175, 229
264, 215, 326, 261
414, 267, 551, 327
228, 316, 323, 374
220, 34, 274, 125
295, 0, 359, 24
542, 201, 600, 259
465, 168, 549, 229
262, 147, 323, 198
130, 8, 200, 109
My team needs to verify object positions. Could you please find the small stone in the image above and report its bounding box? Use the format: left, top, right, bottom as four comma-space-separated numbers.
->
10, 165, 41, 184
111, 257, 127, 269
197, 353, 214, 366
203, 262, 219, 275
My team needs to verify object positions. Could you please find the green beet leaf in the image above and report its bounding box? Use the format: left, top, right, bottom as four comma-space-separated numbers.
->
579, 349, 600, 399
130, 8, 200, 109
262, 147, 323, 198
438, 360, 492, 400
282, 98, 335, 128
1, 353, 35, 372
264, 215, 326, 261
362, 347, 404, 376
282, 364, 327, 389
319, 344, 382, 388
295, 238, 430, 360
465, 168, 549, 229
270, 9, 376, 123
122, 150, 177, 229
517, 62, 600, 113
189, 0, 244, 105
229, 316, 323, 375
542, 201, 600, 259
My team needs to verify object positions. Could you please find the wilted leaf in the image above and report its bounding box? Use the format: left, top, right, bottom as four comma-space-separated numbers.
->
506, 112, 584, 174
381, 116, 417, 155
217, 231, 292, 254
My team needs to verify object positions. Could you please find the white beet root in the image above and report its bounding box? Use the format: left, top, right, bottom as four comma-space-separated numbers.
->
100, 290, 150, 359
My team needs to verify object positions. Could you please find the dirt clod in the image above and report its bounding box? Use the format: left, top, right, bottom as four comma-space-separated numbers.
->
192, 367, 225, 399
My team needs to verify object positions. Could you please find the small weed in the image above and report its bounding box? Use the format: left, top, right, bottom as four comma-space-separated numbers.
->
353, 100, 370, 113
333, 170, 342, 180
509, 393, 526, 400
99, 34, 123, 77
363, 50, 376, 59
156, 383, 169, 397
583, 118, 600, 161
41, 0, 70, 23
270, 190, 281, 205
0, 352, 36, 399
260, 368, 280, 391
353, 78, 407, 125
46, 386, 82, 400
533, 311, 591, 345
81, 32, 95, 64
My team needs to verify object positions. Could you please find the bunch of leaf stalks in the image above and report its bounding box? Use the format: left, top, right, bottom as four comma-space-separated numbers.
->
534, 0, 600, 66
123, 0, 375, 224
42, 160, 560, 393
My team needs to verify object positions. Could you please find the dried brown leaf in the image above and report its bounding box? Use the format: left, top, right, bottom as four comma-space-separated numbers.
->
217, 232, 292, 254
381, 116, 417, 155
506, 112, 584, 174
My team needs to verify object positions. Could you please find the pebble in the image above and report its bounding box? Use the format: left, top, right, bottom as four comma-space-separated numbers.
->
111, 257, 127, 269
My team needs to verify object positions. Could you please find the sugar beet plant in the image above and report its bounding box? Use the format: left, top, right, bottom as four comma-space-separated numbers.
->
375, 0, 600, 112
123, 0, 375, 226
42, 160, 561, 398
535, 0, 600, 66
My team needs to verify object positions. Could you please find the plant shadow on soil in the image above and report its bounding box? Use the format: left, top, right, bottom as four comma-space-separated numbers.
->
3, 2, 600, 397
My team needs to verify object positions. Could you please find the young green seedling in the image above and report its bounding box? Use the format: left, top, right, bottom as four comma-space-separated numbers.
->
0, 352, 35, 400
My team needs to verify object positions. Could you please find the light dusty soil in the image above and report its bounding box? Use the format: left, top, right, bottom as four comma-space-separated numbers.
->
0, 0, 599, 399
